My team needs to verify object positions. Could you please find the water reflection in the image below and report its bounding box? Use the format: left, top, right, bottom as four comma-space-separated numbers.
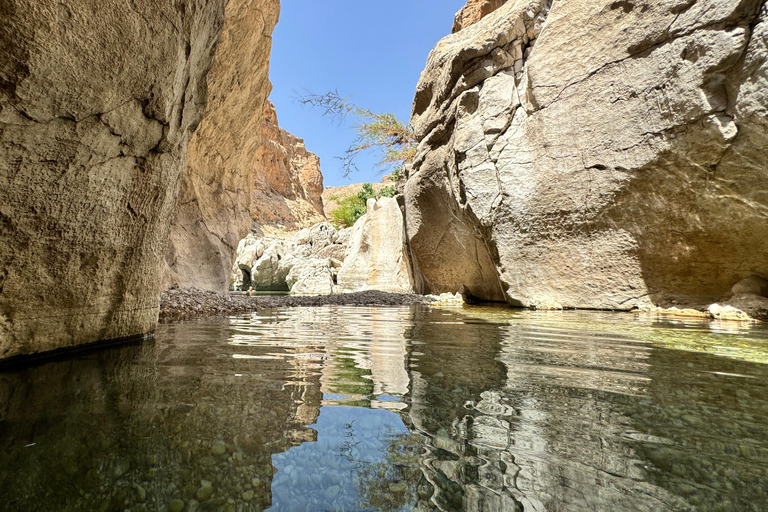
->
0, 307, 768, 511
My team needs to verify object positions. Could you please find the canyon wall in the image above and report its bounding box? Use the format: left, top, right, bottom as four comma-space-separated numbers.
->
164, 0, 280, 292
0, 0, 278, 359
406, 0, 768, 309
250, 101, 325, 231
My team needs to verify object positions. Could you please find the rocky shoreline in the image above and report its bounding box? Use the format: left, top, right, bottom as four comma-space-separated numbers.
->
159, 288, 437, 321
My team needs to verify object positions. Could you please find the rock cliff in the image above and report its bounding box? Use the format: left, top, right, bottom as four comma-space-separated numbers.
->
0, 0, 235, 359
406, 0, 768, 310
250, 101, 325, 230
164, 0, 280, 293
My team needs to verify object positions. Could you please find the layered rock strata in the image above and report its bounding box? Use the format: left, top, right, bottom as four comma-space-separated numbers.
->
406, 0, 768, 310
250, 101, 325, 230
164, 0, 280, 293
0, 0, 239, 359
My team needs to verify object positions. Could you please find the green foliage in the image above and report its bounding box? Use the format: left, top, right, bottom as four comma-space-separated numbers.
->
357, 183, 377, 202
329, 195, 368, 228
389, 167, 401, 182
299, 91, 417, 176
328, 183, 397, 228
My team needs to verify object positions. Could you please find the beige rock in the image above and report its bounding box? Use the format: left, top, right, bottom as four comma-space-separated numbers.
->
707, 304, 754, 322
250, 101, 326, 230
0, 0, 232, 359
286, 259, 336, 295
321, 180, 394, 220
164, 0, 280, 293
732, 276, 768, 297
406, 0, 768, 311
232, 223, 347, 293
724, 294, 768, 321
452, 0, 508, 33
337, 198, 415, 294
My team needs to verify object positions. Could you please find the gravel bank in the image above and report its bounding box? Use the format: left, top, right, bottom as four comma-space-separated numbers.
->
159, 288, 434, 321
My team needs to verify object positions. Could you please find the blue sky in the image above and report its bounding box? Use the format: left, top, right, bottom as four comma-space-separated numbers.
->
269, 0, 466, 188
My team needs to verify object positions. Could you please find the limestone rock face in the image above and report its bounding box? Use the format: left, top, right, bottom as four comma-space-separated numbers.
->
452, 0, 508, 33
232, 223, 348, 293
250, 101, 326, 230
0, 0, 230, 359
337, 198, 416, 294
164, 0, 280, 293
406, 0, 768, 309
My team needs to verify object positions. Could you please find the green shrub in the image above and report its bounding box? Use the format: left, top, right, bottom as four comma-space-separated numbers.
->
328, 183, 397, 228
329, 194, 367, 228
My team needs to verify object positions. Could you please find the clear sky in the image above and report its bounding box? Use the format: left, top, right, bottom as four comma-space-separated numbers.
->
269, 0, 467, 188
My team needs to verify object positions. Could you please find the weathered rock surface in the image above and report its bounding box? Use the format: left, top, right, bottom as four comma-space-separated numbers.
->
337, 198, 416, 294
0, 0, 234, 359
232, 223, 348, 293
406, 0, 768, 310
452, 0, 508, 33
732, 276, 768, 297
164, 0, 280, 293
251, 101, 326, 230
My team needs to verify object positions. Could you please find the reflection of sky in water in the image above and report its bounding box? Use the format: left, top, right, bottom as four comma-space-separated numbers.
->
269, 406, 414, 511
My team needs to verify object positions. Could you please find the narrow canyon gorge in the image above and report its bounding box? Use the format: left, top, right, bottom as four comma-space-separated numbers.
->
2, 0, 768, 360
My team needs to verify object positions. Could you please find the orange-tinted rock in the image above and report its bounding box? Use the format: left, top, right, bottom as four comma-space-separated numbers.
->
164, 0, 280, 293
250, 101, 326, 230
452, 0, 508, 32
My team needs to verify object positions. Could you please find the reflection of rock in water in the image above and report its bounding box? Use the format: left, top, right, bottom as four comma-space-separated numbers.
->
405, 313, 692, 511
630, 348, 768, 511
405, 307, 511, 511
0, 320, 322, 512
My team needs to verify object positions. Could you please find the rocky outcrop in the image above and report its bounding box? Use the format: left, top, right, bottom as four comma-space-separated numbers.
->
406, 0, 768, 310
250, 101, 326, 230
164, 0, 280, 293
233, 198, 415, 295
452, 0, 507, 33
337, 197, 416, 294
0, 0, 237, 359
232, 223, 349, 293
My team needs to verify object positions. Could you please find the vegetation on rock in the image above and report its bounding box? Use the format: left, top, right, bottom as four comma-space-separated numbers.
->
328, 183, 395, 228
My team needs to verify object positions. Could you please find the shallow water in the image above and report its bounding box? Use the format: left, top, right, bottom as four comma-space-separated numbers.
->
2, 306, 768, 511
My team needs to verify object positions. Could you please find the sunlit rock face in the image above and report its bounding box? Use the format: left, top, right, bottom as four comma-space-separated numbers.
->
452, 0, 508, 33
250, 101, 326, 230
406, 0, 768, 309
0, 0, 230, 359
232, 222, 349, 293
164, 0, 280, 293
337, 197, 416, 294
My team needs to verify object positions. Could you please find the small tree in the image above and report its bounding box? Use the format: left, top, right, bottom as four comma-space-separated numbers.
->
299, 91, 417, 177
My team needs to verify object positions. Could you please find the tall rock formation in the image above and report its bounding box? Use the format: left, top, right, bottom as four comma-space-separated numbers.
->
0, 0, 278, 359
250, 101, 325, 230
405, 0, 768, 309
164, 0, 280, 292
337, 198, 416, 294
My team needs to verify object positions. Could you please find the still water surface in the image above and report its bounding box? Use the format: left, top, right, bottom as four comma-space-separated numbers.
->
2, 306, 768, 511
